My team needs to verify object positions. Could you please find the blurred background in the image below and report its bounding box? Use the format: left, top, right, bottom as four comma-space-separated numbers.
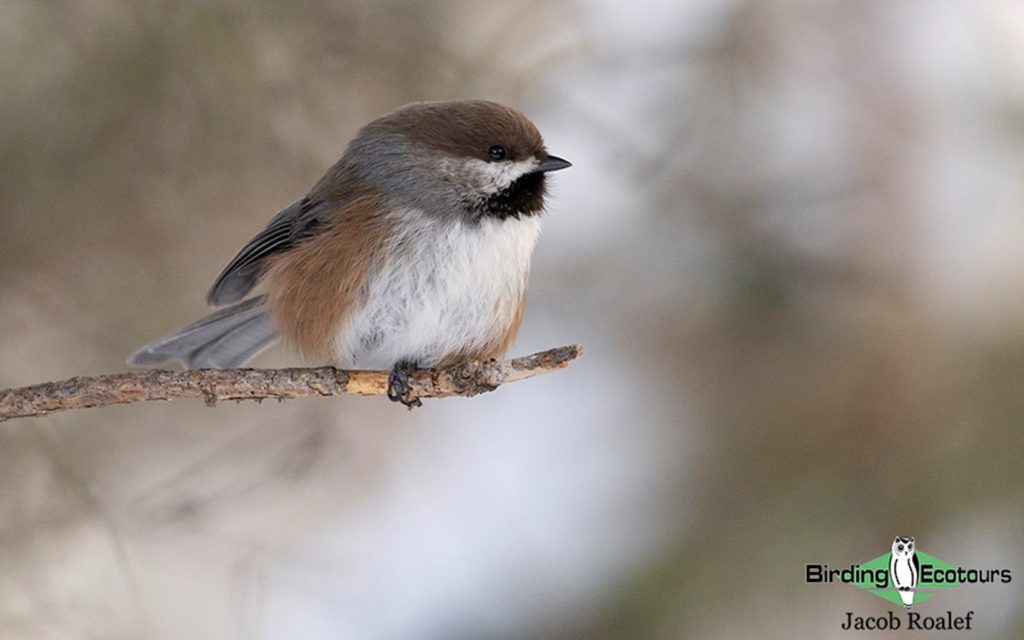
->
1, 0, 1023, 638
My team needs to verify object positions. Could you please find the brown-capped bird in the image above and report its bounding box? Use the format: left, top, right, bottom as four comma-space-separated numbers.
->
129, 100, 571, 406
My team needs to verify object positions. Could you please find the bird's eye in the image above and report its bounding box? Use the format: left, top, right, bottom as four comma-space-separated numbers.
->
897, 545, 904, 552
488, 145, 507, 161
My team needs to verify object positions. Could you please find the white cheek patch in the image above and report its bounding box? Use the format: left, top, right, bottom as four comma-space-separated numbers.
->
464, 158, 538, 194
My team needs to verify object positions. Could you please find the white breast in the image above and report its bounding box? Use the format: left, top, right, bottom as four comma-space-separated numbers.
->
335, 211, 541, 369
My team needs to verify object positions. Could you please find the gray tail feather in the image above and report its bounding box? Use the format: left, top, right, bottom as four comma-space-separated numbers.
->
128, 297, 277, 369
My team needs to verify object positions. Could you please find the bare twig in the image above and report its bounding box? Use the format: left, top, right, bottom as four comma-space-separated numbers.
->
0, 345, 582, 422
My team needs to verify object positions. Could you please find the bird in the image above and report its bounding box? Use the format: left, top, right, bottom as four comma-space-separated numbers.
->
889, 536, 919, 610
128, 100, 571, 407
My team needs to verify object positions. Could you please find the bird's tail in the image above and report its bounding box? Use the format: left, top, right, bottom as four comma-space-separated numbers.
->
128, 297, 277, 369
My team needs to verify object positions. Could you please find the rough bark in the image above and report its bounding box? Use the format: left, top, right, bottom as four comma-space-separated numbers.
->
0, 345, 582, 422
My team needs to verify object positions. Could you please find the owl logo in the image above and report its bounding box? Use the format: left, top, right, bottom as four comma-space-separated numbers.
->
889, 536, 920, 609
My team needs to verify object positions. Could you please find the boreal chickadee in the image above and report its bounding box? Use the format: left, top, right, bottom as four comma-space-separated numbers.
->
129, 100, 572, 406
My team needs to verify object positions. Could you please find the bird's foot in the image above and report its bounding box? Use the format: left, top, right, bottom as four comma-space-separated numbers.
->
387, 359, 422, 409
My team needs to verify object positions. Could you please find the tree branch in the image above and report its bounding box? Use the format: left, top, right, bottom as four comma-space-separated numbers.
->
0, 345, 582, 422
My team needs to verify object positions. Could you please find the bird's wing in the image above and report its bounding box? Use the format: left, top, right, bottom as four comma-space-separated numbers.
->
890, 554, 902, 587
206, 197, 331, 306
911, 553, 920, 581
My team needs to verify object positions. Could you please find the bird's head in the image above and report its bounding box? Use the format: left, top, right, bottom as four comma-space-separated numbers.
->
344, 100, 571, 222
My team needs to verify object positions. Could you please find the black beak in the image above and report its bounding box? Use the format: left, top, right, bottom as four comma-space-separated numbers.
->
530, 155, 572, 174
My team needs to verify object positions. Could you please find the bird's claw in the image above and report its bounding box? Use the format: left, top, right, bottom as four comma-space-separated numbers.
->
387, 360, 422, 409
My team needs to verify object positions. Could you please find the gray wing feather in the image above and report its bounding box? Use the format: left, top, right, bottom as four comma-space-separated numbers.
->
183, 313, 277, 368
206, 197, 329, 306
128, 297, 276, 368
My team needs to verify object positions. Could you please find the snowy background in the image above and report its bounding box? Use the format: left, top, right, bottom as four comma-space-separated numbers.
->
1, 1, 1023, 638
